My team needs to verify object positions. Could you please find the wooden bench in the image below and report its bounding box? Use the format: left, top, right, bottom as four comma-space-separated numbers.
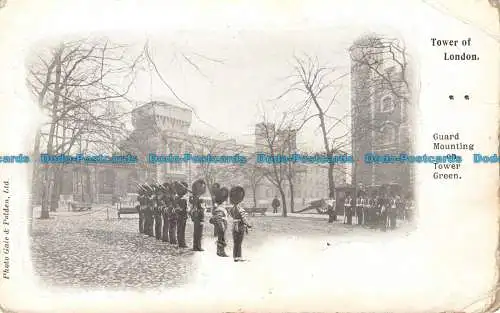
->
244, 207, 267, 216
70, 202, 92, 212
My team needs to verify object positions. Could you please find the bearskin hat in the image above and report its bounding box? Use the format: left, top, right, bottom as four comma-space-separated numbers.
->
229, 186, 245, 205
192, 179, 206, 197
214, 187, 229, 205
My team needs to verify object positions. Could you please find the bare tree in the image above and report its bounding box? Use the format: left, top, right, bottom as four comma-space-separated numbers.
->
237, 154, 265, 208
189, 136, 244, 199
27, 37, 145, 219
277, 34, 412, 201
277, 54, 350, 200
348, 34, 412, 194
255, 114, 293, 217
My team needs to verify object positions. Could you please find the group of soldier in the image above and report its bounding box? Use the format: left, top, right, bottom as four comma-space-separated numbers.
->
135, 179, 252, 262
328, 191, 415, 231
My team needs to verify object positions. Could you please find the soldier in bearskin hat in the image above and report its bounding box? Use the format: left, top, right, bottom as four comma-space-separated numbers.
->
210, 186, 230, 257
160, 182, 172, 243
144, 184, 155, 236
228, 186, 252, 262
174, 181, 189, 248
189, 179, 207, 251
355, 190, 365, 225
167, 187, 178, 245
344, 192, 353, 225
136, 184, 146, 234
388, 192, 398, 230
153, 184, 164, 240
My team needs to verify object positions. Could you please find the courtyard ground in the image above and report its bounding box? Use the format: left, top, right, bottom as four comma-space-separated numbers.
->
30, 206, 414, 291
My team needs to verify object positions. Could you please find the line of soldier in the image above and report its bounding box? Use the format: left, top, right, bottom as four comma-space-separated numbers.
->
136, 180, 205, 251
328, 191, 415, 231
136, 179, 252, 262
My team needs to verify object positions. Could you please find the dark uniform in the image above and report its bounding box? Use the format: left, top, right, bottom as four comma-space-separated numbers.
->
210, 187, 229, 257
189, 179, 207, 252
168, 204, 177, 244
137, 188, 145, 234
229, 186, 252, 262
153, 187, 163, 240
190, 197, 205, 251
174, 181, 189, 248
145, 189, 155, 236
344, 196, 353, 225
355, 196, 363, 225
388, 197, 397, 230
161, 203, 169, 242
379, 196, 388, 232
159, 183, 171, 242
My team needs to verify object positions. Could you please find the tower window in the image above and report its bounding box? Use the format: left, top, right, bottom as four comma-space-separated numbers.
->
380, 124, 398, 145
380, 95, 395, 112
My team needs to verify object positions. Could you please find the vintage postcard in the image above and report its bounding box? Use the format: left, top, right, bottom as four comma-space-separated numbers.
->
0, 0, 498, 312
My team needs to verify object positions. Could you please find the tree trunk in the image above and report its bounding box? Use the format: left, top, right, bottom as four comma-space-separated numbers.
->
288, 177, 295, 213
40, 167, 51, 219
279, 186, 287, 217
50, 166, 63, 211
328, 162, 336, 198
40, 47, 63, 219
252, 185, 257, 208
30, 130, 42, 231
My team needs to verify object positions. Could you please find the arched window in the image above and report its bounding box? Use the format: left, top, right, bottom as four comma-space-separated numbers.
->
380, 124, 398, 145
380, 95, 395, 112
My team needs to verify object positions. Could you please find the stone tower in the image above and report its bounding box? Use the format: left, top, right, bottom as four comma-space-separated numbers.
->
349, 35, 413, 194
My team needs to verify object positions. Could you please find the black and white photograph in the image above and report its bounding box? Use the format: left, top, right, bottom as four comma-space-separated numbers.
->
27, 28, 417, 290
0, 1, 498, 312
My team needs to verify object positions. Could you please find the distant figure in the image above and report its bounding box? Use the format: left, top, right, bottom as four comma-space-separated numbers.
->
344, 194, 353, 225
272, 196, 280, 214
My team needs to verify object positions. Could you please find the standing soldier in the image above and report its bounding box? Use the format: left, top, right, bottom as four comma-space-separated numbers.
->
344, 193, 353, 225
228, 186, 252, 262
145, 185, 155, 236
189, 179, 207, 252
379, 192, 388, 232
355, 192, 364, 225
365, 192, 377, 227
168, 192, 178, 245
153, 185, 163, 240
161, 183, 171, 243
175, 181, 189, 248
388, 194, 398, 230
137, 185, 145, 234
272, 196, 280, 214
210, 187, 230, 257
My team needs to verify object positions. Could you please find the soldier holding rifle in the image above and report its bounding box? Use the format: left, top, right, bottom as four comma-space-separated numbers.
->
160, 182, 171, 243
152, 184, 162, 240
136, 184, 146, 234
174, 181, 189, 248
144, 184, 155, 236
210, 186, 230, 257
189, 179, 207, 252
344, 193, 353, 225
167, 186, 178, 245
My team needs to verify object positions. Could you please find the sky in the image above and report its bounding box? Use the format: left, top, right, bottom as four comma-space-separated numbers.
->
121, 29, 364, 151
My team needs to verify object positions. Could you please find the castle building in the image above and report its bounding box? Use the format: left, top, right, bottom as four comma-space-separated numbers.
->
40, 101, 345, 210
349, 35, 414, 194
